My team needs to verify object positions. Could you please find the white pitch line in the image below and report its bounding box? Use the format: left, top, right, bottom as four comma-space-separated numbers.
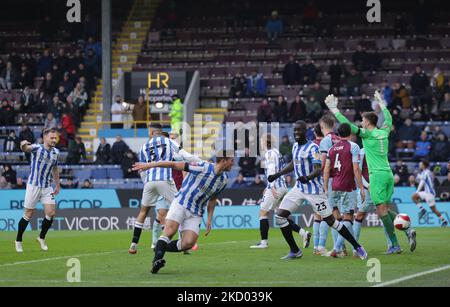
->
372, 264, 450, 287
0, 240, 249, 268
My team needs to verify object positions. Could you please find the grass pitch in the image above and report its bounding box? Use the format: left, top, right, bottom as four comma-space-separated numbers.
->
0, 228, 449, 287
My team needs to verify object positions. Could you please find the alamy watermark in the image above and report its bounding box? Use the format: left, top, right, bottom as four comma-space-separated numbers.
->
366, 258, 381, 283
66, 258, 81, 282
66, 0, 81, 23
366, 0, 381, 23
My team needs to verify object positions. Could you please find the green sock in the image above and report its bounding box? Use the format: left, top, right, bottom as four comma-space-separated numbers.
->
380, 214, 399, 247
387, 210, 397, 222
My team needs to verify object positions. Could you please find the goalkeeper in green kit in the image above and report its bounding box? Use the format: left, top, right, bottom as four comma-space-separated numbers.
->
325, 91, 416, 254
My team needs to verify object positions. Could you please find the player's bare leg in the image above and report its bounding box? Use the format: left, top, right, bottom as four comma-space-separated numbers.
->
15, 208, 34, 252
129, 206, 150, 254
36, 204, 56, 251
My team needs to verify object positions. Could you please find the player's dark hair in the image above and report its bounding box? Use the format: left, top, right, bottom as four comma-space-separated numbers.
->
421, 159, 430, 168
314, 123, 323, 138
265, 134, 272, 149
149, 123, 162, 130
362, 112, 378, 126
216, 149, 235, 162
294, 120, 307, 130
338, 123, 352, 137
42, 128, 57, 136
161, 131, 169, 138
319, 114, 335, 129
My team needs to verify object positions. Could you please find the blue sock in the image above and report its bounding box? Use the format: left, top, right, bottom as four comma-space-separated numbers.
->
332, 227, 339, 250
313, 220, 320, 249
318, 221, 329, 248
353, 219, 363, 243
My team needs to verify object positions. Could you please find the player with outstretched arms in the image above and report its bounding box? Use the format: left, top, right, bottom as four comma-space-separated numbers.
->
267, 121, 367, 260
250, 133, 310, 249
325, 91, 413, 254
15, 128, 60, 252
323, 123, 365, 258
412, 160, 448, 227
353, 148, 417, 254
132, 150, 234, 274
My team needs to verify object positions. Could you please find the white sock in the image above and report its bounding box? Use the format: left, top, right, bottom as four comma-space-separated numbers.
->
299, 228, 306, 237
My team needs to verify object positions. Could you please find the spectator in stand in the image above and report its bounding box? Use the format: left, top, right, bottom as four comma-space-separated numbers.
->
59, 72, 74, 94
65, 95, 80, 127
18, 63, 33, 89
256, 99, 273, 123
61, 111, 76, 140
54, 48, 69, 73
272, 95, 288, 123
111, 95, 126, 129
381, 80, 393, 107
265, 10, 283, 42
439, 93, 450, 121
49, 95, 65, 121
431, 133, 450, 161
302, 1, 319, 26
69, 82, 88, 116
84, 48, 100, 78
95, 137, 111, 164
40, 72, 58, 97
4, 130, 20, 152
61, 177, 79, 189
328, 59, 342, 95
301, 57, 318, 85
407, 175, 417, 188
308, 81, 327, 109
68, 49, 84, 73
85, 37, 102, 58
122, 150, 139, 179
441, 169, 450, 189
44, 112, 57, 130
394, 174, 402, 187
345, 68, 363, 96
0, 99, 16, 126
246, 71, 266, 97
2, 165, 17, 186
414, 131, 431, 161
0, 58, 5, 75
249, 174, 265, 188
305, 96, 322, 123
289, 95, 306, 122
50, 64, 63, 85
81, 179, 93, 189
231, 173, 249, 189
282, 55, 301, 85
37, 49, 53, 77
56, 123, 68, 149
56, 85, 69, 103
229, 73, 247, 98
279, 135, 292, 158
239, 147, 257, 177
111, 135, 129, 164
354, 93, 373, 122
0, 61, 18, 90
397, 118, 419, 149
66, 136, 86, 164
22, 52, 37, 78
431, 67, 445, 97
410, 66, 429, 97
18, 124, 35, 144
0, 175, 10, 189
392, 82, 411, 109
14, 177, 26, 189
132, 95, 147, 128
19, 87, 35, 113
352, 45, 367, 71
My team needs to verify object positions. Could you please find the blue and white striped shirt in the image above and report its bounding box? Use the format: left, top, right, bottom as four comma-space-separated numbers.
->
417, 169, 436, 196
292, 141, 323, 194
264, 148, 287, 189
175, 161, 228, 217
28, 144, 59, 188
139, 136, 181, 182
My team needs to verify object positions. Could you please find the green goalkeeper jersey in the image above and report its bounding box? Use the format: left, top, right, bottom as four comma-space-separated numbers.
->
335, 108, 392, 173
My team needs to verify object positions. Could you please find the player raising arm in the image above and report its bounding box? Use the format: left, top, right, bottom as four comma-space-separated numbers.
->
325, 91, 413, 254
15, 128, 60, 253
132, 152, 233, 274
